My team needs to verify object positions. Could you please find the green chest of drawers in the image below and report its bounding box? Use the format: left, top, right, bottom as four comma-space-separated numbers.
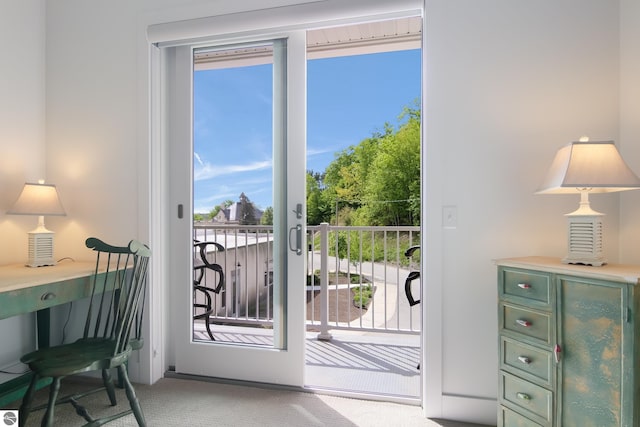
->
496, 257, 640, 427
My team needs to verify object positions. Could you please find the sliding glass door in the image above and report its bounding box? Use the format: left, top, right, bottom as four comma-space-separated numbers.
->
167, 32, 307, 385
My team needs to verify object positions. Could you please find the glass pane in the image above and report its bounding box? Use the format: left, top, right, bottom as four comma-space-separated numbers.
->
192, 42, 276, 347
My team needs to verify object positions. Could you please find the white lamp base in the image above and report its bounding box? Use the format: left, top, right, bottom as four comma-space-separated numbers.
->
562, 203, 605, 267
26, 229, 56, 268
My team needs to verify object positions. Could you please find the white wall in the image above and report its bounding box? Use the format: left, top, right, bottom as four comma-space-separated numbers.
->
44, 1, 147, 259
0, 0, 46, 368
0, 0, 47, 262
423, 0, 623, 422
1, 0, 638, 424
619, 0, 640, 264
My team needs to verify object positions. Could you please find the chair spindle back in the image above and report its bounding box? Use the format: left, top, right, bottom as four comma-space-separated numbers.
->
84, 237, 151, 355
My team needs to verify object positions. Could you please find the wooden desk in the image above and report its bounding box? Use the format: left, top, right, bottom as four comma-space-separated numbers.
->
0, 261, 97, 319
0, 261, 96, 406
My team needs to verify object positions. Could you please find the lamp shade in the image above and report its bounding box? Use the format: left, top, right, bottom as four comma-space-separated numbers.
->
7, 182, 66, 267
536, 139, 640, 267
536, 140, 640, 194
7, 182, 66, 216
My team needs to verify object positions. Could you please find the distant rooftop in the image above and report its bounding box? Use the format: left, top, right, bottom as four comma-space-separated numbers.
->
194, 228, 273, 251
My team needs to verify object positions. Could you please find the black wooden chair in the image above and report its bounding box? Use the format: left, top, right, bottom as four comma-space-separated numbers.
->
19, 237, 151, 427
193, 240, 225, 341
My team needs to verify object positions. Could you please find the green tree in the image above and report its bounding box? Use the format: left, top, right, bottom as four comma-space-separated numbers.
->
306, 170, 331, 225
321, 101, 420, 226
260, 206, 273, 225
238, 192, 258, 225
209, 206, 221, 220
361, 105, 420, 225
323, 132, 386, 224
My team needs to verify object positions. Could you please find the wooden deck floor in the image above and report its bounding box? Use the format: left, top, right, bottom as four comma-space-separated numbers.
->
193, 324, 421, 402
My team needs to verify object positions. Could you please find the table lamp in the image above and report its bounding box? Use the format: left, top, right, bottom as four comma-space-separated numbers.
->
7, 181, 66, 267
536, 138, 640, 266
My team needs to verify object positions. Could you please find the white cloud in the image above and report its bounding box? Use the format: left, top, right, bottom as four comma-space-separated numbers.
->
306, 147, 336, 157
194, 159, 272, 181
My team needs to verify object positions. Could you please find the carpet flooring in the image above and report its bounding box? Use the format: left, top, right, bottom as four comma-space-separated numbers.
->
3, 376, 492, 427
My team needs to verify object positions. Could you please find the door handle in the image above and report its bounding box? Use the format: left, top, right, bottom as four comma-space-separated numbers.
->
289, 224, 302, 255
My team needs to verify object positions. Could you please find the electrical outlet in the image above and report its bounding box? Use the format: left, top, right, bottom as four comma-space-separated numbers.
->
443, 206, 457, 229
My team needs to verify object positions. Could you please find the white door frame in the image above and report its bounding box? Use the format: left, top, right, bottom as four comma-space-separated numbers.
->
145, 0, 431, 412
162, 33, 307, 386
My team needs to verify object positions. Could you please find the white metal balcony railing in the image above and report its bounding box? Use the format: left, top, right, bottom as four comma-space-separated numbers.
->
193, 223, 421, 341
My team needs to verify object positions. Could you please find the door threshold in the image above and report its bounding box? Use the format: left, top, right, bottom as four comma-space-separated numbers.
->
165, 371, 420, 407
303, 385, 421, 406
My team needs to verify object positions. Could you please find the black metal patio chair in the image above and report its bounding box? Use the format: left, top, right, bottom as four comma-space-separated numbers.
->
404, 245, 421, 370
193, 240, 225, 341
404, 245, 421, 307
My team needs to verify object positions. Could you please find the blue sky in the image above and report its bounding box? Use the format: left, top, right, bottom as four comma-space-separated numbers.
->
193, 48, 421, 213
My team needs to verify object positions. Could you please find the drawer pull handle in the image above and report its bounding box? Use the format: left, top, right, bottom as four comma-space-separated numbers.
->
516, 319, 532, 327
554, 344, 562, 363
517, 283, 531, 289
516, 392, 531, 400
41, 292, 56, 301
517, 356, 531, 365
